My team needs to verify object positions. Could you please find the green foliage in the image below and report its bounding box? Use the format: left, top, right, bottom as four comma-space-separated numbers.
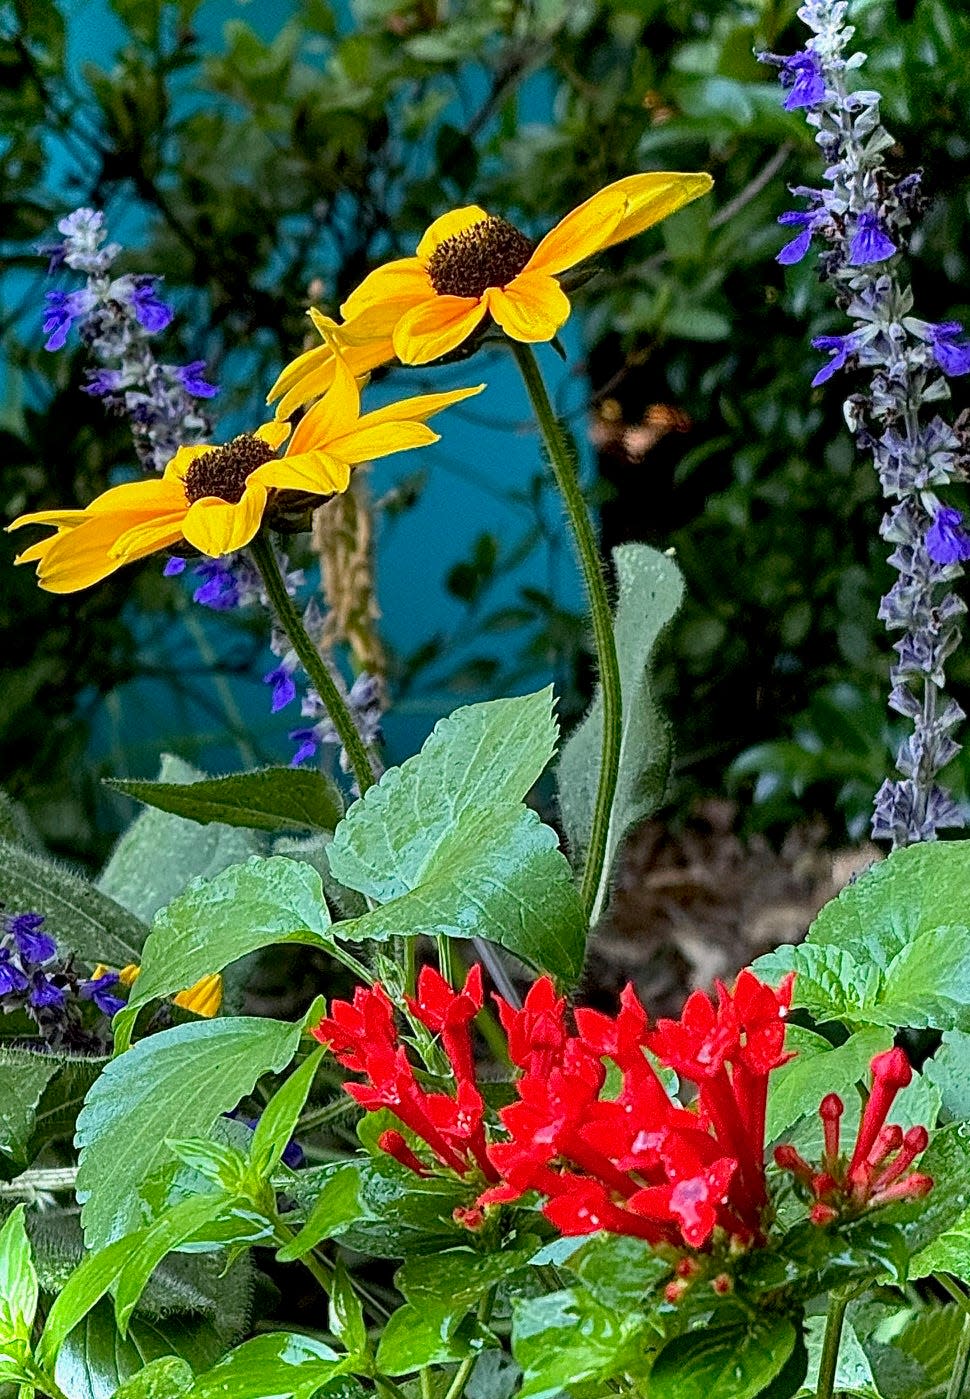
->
328, 691, 586, 978
557, 543, 685, 923
648, 1318, 798, 1399
511, 1286, 653, 1399
0, 1206, 38, 1348
111, 1356, 195, 1398
185, 1333, 360, 1399
106, 766, 344, 835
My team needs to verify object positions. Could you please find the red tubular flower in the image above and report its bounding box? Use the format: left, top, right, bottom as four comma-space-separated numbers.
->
774, 1048, 932, 1223
406, 962, 483, 1085
495, 976, 569, 1078
311, 983, 397, 1071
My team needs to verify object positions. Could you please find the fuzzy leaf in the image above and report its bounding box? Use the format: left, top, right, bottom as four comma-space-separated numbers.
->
106, 766, 343, 836
0, 1049, 60, 1171
754, 943, 883, 1026
75, 1016, 303, 1248
765, 1027, 893, 1142
557, 543, 685, 922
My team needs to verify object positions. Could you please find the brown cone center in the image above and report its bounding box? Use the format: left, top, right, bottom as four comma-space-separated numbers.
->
426, 216, 534, 299
183, 434, 276, 504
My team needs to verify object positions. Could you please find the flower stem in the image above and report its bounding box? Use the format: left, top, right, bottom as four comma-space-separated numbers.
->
440, 1288, 495, 1399
816, 1289, 850, 1399
510, 342, 622, 923
249, 530, 377, 796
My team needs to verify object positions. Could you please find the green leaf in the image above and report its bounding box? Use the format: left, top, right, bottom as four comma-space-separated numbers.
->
98, 755, 260, 925
328, 1260, 368, 1363
396, 1244, 541, 1309
38, 1233, 136, 1370
875, 925, 970, 1030
562, 1232, 671, 1309
328, 690, 557, 902
800, 1316, 879, 1398
109, 1355, 195, 1398
648, 1317, 797, 1399
376, 1301, 496, 1375
883, 1122, 970, 1258
0, 1049, 60, 1170
0, 838, 145, 966
186, 1332, 352, 1399
335, 805, 585, 980
557, 543, 684, 923
114, 1192, 240, 1335
75, 1016, 303, 1248
925, 1030, 970, 1121
754, 943, 882, 1027
511, 1287, 651, 1399
54, 1300, 230, 1399
106, 766, 343, 835
765, 1027, 893, 1142
113, 856, 333, 1050
0, 1206, 37, 1344
249, 1047, 324, 1178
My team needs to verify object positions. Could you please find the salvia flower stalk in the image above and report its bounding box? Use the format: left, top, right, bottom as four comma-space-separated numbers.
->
763, 1, 970, 845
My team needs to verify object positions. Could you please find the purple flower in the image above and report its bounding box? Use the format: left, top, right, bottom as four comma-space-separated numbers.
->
926, 507, 970, 565
129, 277, 174, 333
193, 560, 241, 610
0, 950, 29, 997
929, 323, 970, 377
289, 728, 319, 766
164, 557, 188, 577
780, 51, 826, 110
28, 973, 66, 1009
264, 665, 297, 713
82, 368, 124, 397
80, 972, 126, 1018
848, 212, 896, 266
776, 212, 814, 265
6, 913, 56, 965
173, 361, 219, 398
811, 332, 859, 386
42, 288, 92, 351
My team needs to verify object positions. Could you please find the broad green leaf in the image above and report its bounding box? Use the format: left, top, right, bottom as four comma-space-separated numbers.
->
109, 1356, 194, 1397
925, 1031, 970, 1121
0, 838, 145, 966
561, 1232, 671, 1309
39, 1234, 137, 1370
512, 1287, 651, 1399
335, 805, 586, 980
557, 543, 685, 923
328, 1260, 368, 1363
54, 1300, 230, 1399
396, 1244, 541, 1309
328, 690, 558, 901
753, 943, 882, 1026
866, 1303, 965, 1397
800, 1317, 879, 1398
765, 1027, 893, 1142
0, 1049, 60, 1170
883, 1123, 970, 1256
249, 1047, 324, 1178
875, 925, 970, 1030
106, 766, 343, 835
376, 1301, 496, 1375
0, 1206, 37, 1343
75, 1016, 303, 1248
13, 1051, 107, 1168
98, 755, 260, 925
186, 1332, 351, 1399
114, 1192, 239, 1335
113, 857, 333, 1049
648, 1317, 797, 1399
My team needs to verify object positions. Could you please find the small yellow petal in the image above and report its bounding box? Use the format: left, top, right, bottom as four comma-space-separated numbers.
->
119, 964, 141, 987
326, 420, 440, 466
181, 483, 268, 556
7, 508, 88, 532
286, 352, 361, 457
392, 296, 488, 365
110, 514, 187, 560
164, 444, 212, 482
15, 535, 59, 567
486, 274, 571, 342
352, 382, 485, 432
33, 515, 133, 593
526, 189, 628, 277
85, 477, 187, 514
174, 973, 222, 1018
90, 964, 111, 981
340, 258, 431, 321
250, 452, 351, 497
602, 171, 714, 249
255, 420, 291, 450
416, 205, 491, 260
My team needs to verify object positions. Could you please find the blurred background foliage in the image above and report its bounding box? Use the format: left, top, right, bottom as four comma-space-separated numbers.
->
3, 0, 970, 862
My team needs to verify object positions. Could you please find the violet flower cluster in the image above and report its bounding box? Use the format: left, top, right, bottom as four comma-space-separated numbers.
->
0, 911, 126, 1054
763, 0, 970, 845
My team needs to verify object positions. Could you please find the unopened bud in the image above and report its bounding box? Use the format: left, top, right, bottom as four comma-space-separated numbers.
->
711, 1273, 733, 1295
810, 1202, 839, 1226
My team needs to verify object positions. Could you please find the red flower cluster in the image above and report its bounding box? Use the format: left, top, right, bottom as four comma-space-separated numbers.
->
480, 971, 795, 1249
775, 1047, 932, 1222
311, 964, 498, 1184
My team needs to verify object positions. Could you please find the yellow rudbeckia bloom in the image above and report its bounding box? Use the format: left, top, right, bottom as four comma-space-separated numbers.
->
337, 171, 713, 367
268, 308, 395, 422
95, 964, 224, 1018
8, 356, 483, 594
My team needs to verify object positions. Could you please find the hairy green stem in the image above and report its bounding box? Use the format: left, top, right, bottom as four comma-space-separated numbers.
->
510, 342, 621, 924
249, 531, 377, 796
816, 1290, 850, 1399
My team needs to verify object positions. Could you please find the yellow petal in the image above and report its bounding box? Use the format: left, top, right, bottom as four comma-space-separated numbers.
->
255, 420, 291, 450
181, 482, 268, 556
325, 420, 440, 466
271, 347, 339, 422
352, 382, 484, 431
416, 205, 491, 259
250, 451, 351, 496
340, 258, 431, 320
286, 353, 361, 456
165, 444, 212, 482
7, 508, 89, 532
392, 296, 488, 365
601, 171, 713, 249
85, 476, 187, 514
526, 189, 628, 277
118, 964, 141, 987
14, 535, 60, 567
174, 973, 223, 1018
110, 514, 187, 560
33, 514, 136, 593
486, 273, 572, 342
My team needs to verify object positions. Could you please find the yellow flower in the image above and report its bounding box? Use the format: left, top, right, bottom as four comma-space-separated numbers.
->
94, 963, 223, 1018
268, 308, 395, 421
336, 171, 713, 367
8, 356, 483, 593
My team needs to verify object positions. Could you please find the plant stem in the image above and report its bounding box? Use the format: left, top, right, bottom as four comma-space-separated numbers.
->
249, 531, 377, 796
440, 1289, 495, 1399
949, 1312, 970, 1399
816, 1290, 850, 1399
510, 342, 622, 924
436, 935, 457, 988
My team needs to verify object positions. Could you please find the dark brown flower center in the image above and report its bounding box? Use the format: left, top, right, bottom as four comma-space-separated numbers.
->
426, 216, 534, 299
183, 434, 276, 504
